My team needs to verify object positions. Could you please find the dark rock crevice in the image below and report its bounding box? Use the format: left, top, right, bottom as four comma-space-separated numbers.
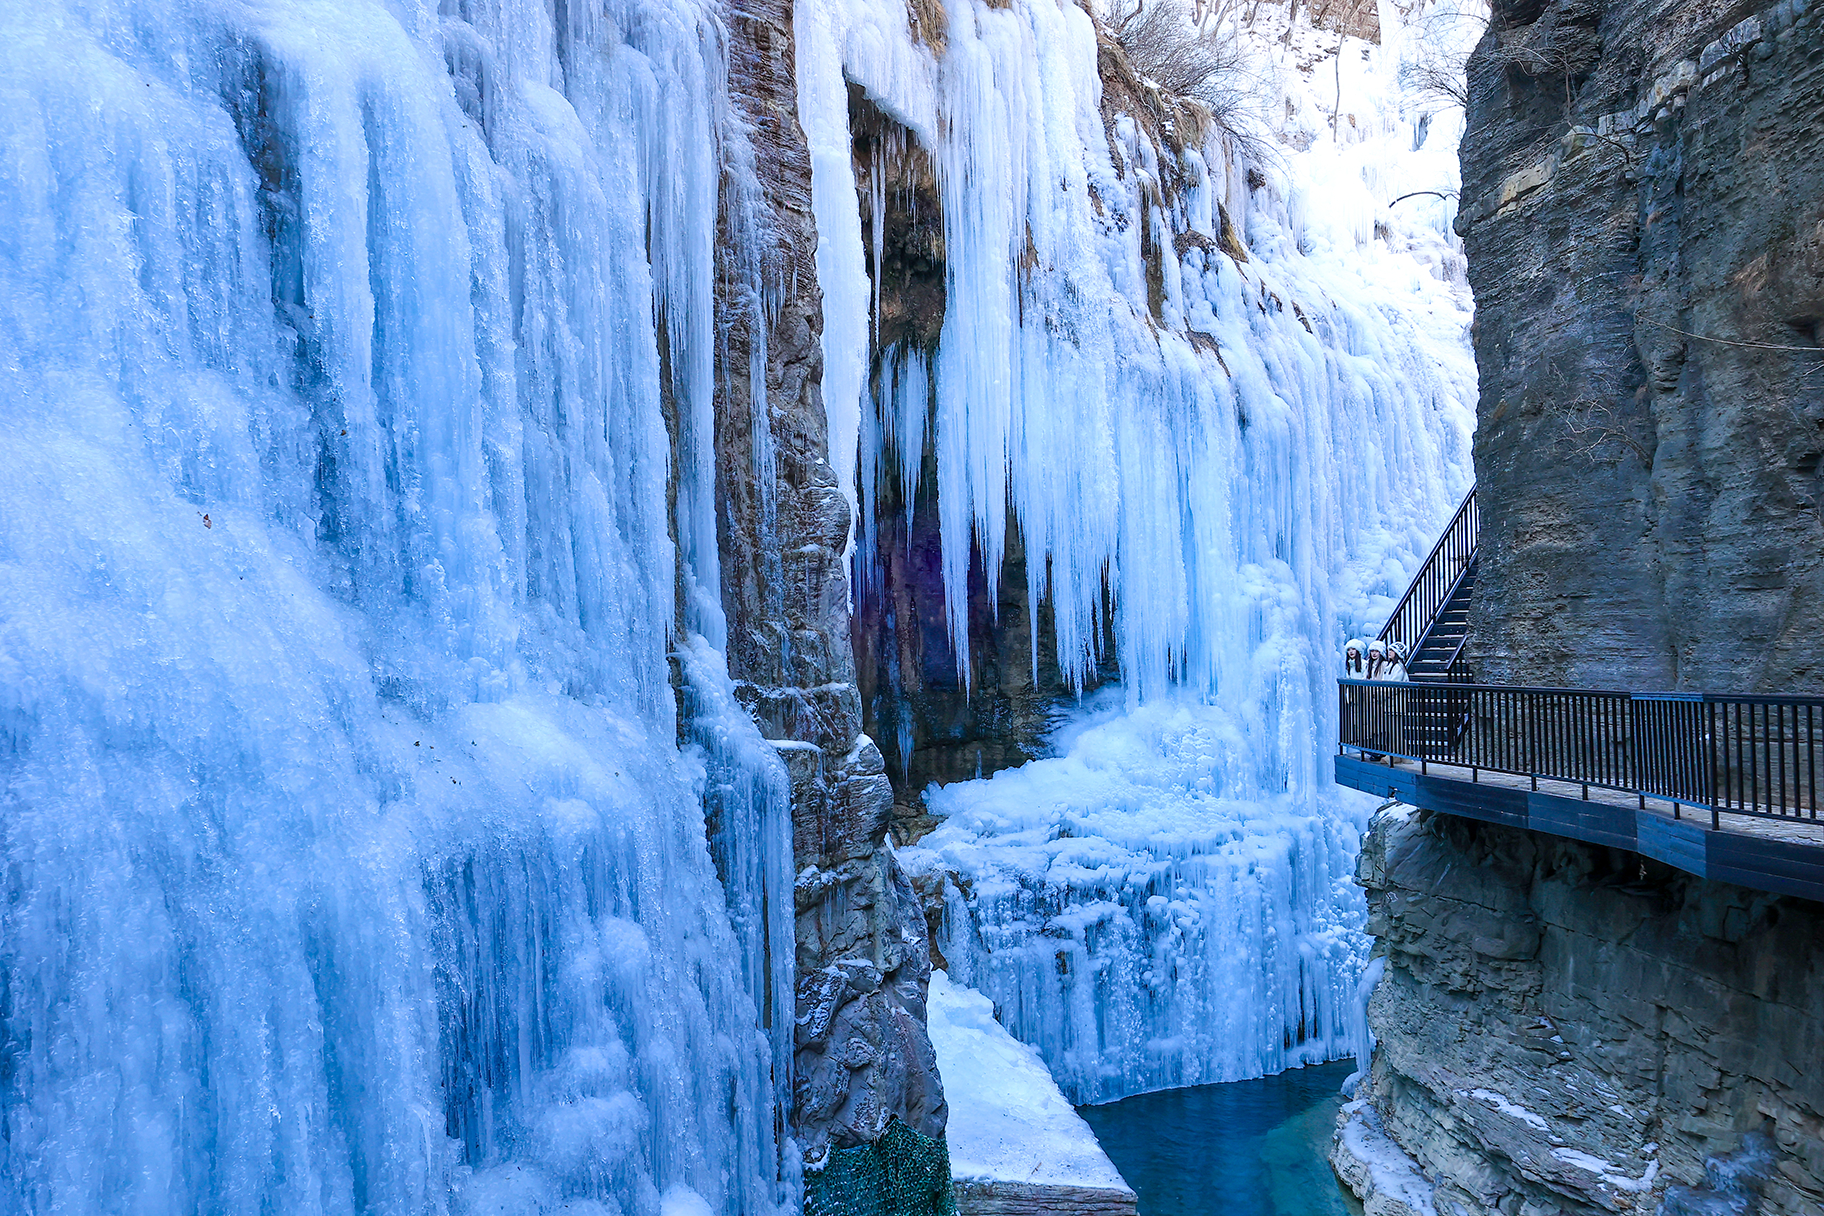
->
844, 82, 1103, 831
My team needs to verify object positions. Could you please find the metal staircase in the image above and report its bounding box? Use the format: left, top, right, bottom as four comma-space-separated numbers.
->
1377, 486, 1477, 683
1404, 559, 1476, 681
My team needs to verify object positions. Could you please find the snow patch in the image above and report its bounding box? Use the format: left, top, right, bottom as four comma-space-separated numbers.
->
1467, 1089, 1551, 1131
927, 972, 1133, 1192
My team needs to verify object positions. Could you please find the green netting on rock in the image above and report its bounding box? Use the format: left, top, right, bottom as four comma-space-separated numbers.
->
803, 1121, 955, 1216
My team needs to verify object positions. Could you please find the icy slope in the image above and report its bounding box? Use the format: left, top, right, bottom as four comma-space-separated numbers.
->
823, 0, 1478, 1102
0, 0, 789, 1212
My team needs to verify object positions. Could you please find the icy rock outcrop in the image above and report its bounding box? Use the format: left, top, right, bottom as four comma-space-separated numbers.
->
929, 972, 1139, 1216
715, 0, 948, 1166
1344, 810, 1824, 1216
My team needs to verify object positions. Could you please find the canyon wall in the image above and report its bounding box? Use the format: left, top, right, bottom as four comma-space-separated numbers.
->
1460, 0, 1824, 690
1337, 810, 1824, 1216
714, 0, 950, 1186
1339, 1, 1824, 1211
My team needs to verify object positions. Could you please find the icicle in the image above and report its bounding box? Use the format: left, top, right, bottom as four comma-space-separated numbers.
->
0, 0, 793, 1210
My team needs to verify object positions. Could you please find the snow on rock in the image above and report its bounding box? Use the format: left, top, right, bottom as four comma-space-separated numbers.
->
927, 971, 1134, 1194
1333, 1100, 1439, 1216
1550, 1148, 1662, 1194
1467, 1088, 1553, 1131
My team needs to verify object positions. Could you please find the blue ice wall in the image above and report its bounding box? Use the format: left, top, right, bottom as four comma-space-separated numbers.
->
0, 0, 791, 1211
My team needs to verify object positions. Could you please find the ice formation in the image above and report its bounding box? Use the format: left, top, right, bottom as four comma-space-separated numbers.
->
0, 0, 792, 1212
824, 0, 1481, 1102
0, 0, 1483, 1198
909, 700, 1373, 1101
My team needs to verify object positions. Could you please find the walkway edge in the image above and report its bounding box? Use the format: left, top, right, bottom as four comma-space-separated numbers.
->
1335, 754, 1824, 903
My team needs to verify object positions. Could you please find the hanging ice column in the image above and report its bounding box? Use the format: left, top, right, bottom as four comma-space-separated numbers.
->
0, 0, 790, 1211
808, 0, 1477, 1101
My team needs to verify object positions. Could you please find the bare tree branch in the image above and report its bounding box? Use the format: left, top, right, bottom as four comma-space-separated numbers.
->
1111, 0, 1257, 138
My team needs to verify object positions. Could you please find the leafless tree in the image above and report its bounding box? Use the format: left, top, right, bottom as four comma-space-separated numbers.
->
1397, 0, 1485, 109
1403, 56, 1469, 106
1111, 0, 1257, 133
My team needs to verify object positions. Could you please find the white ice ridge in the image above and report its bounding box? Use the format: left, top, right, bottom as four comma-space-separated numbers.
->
927, 971, 1135, 1193
0, 0, 792, 1212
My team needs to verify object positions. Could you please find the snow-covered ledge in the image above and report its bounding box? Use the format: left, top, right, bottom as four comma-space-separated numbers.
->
927, 972, 1138, 1215
1330, 1099, 1439, 1216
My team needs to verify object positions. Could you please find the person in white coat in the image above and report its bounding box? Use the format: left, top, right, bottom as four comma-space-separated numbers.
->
1378, 641, 1410, 683
1364, 639, 1408, 756
1344, 638, 1367, 679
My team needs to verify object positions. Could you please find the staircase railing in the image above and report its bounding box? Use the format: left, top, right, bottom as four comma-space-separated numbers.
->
1376, 486, 1477, 659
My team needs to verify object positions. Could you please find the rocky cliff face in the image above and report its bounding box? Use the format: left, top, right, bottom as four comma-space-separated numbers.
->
1459, 0, 1824, 690
1336, 810, 1824, 1216
715, 0, 947, 1171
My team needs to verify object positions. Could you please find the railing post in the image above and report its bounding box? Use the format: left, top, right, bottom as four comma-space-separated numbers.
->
1704, 698, 1720, 828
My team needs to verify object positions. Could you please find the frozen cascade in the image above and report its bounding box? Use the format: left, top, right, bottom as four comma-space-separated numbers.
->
0, 0, 792, 1212
819, 0, 1481, 1100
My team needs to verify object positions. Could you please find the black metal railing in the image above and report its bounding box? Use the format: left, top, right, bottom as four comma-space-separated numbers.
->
1339, 678, 1824, 827
1377, 486, 1478, 659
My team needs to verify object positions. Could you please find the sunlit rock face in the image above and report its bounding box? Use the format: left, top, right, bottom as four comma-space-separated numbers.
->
1459, 0, 1824, 691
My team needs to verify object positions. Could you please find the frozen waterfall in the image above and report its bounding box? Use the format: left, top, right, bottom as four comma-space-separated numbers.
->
0, 0, 792, 1212
818, 0, 1479, 1101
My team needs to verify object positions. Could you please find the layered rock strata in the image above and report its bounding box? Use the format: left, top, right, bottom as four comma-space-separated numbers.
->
953, 1180, 1140, 1215
715, 0, 947, 1174
1336, 809, 1824, 1216
1460, 0, 1824, 689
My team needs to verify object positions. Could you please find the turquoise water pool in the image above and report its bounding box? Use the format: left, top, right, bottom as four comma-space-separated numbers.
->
1077, 1062, 1364, 1216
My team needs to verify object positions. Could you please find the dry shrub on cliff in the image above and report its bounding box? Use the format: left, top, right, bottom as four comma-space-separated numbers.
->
1398, 0, 1486, 108
1110, 0, 1255, 134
